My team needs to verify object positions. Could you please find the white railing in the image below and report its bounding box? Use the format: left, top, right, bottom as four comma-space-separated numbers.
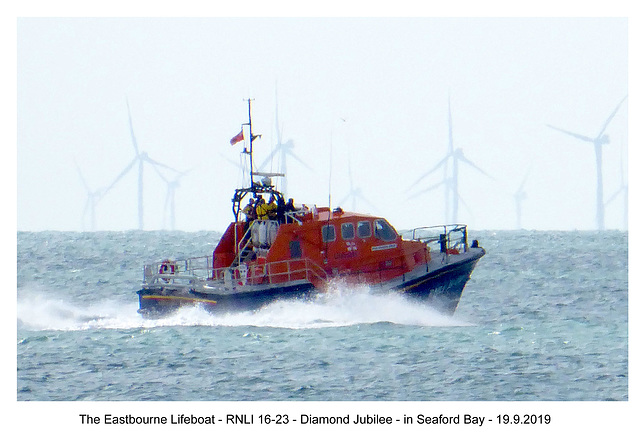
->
143, 256, 328, 290
401, 224, 469, 254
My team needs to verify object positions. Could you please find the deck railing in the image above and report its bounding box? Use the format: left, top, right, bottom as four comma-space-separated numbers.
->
401, 224, 469, 254
143, 255, 328, 290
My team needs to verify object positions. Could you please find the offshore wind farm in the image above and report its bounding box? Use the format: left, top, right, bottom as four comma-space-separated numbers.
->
64, 89, 628, 233
17, 18, 628, 232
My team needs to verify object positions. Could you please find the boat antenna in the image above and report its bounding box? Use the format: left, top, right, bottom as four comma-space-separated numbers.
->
243, 98, 261, 188
323, 131, 334, 262
328, 130, 333, 212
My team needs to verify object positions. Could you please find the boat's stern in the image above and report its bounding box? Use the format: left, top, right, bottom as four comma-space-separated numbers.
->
137, 287, 219, 318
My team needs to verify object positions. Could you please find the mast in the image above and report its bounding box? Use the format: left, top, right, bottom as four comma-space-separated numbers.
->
231, 99, 285, 221
247, 98, 255, 187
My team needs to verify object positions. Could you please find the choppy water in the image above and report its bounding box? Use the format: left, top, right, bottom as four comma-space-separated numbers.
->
16, 230, 628, 401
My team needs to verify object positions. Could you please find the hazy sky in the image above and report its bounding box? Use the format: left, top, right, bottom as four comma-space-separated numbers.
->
16, 14, 628, 232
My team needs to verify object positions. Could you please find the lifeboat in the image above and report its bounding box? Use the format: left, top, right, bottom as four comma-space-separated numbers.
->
137, 100, 485, 318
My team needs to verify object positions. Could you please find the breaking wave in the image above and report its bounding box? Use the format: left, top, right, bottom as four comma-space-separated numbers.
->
17, 283, 471, 332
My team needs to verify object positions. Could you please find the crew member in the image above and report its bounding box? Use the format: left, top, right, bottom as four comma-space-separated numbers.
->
242, 198, 256, 222
284, 198, 297, 223
242, 198, 256, 233
255, 197, 269, 220
266, 195, 278, 220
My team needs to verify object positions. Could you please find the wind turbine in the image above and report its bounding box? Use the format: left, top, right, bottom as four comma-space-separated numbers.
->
75, 162, 104, 231
409, 99, 492, 223
605, 150, 627, 230
257, 92, 311, 197
514, 168, 530, 230
103, 100, 180, 230
154, 168, 191, 230
547, 95, 627, 230
339, 153, 375, 212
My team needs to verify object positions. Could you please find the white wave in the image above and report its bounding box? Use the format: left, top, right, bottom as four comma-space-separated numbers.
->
17, 283, 471, 332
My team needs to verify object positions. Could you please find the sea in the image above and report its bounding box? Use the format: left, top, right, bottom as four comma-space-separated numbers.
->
14, 229, 632, 434
16, 229, 628, 404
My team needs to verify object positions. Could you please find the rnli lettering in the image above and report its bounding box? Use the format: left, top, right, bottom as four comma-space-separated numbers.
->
227, 414, 254, 424
371, 243, 397, 251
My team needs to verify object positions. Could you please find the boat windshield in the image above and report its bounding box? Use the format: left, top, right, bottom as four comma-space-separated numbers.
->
374, 219, 397, 241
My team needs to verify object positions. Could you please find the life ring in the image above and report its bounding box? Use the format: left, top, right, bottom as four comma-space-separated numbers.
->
159, 260, 176, 282
237, 263, 248, 286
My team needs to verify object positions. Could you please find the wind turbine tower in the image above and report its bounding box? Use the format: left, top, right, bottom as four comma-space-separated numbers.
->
75, 163, 104, 231
103, 100, 181, 230
605, 148, 628, 230
157, 169, 191, 230
339, 152, 375, 212
409, 98, 492, 223
547, 95, 627, 230
514, 169, 530, 230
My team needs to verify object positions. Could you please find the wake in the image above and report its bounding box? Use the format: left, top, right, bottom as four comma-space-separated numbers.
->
17, 284, 472, 332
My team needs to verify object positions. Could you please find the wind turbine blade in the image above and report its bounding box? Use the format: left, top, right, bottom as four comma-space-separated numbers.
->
547, 124, 594, 143
518, 166, 532, 192
126, 99, 140, 156
288, 150, 312, 170
338, 193, 353, 207
175, 168, 192, 181
219, 153, 243, 170
258, 146, 281, 171
103, 157, 137, 195
144, 155, 179, 173
148, 160, 169, 183
409, 154, 450, 190
74, 161, 91, 192
596, 95, 628, 140
410, 180, 446, 198
605, 187, 623, 206
457, 154, 494, 180
356, 193, 377, 210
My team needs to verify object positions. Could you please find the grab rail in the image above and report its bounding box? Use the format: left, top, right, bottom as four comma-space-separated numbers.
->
401, 224, 469, 254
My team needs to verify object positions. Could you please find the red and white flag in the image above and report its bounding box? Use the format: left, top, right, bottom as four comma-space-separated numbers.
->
230, 129, 244, 146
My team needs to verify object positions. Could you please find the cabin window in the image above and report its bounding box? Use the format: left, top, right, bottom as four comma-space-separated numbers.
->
322, 225, 336, 242
341, 222, 355, 240
357, 221, 372, 238
289, 240, 302, 259
374, 219, 397, 242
